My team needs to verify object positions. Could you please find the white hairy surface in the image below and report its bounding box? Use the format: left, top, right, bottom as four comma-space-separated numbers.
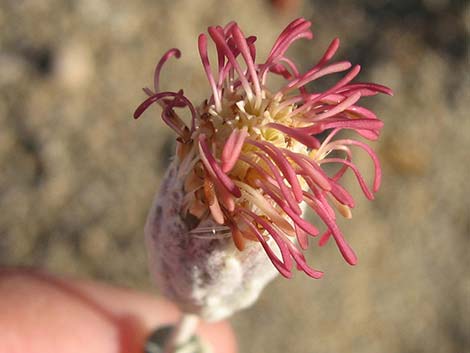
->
145, 161, 278, 322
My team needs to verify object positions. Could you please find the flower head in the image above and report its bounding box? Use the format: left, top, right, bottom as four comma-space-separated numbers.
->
135, 18, 392, 279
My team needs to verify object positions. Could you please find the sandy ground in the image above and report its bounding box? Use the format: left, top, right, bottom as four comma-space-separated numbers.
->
1, 0, 469, 352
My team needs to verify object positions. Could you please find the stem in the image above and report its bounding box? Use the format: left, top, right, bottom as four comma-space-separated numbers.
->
163, 314, 200, 353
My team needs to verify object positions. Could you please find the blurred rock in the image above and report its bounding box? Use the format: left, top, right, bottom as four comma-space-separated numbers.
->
54, 41, 94, 90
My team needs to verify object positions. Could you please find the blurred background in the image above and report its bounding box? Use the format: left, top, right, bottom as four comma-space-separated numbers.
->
0, 0, 468, 352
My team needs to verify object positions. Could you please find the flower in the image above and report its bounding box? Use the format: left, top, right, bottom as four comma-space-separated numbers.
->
135, 18, 392, 280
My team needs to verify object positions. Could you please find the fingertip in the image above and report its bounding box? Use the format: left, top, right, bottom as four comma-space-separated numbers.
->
199, 319, 238, 353
0, 268, 237, 353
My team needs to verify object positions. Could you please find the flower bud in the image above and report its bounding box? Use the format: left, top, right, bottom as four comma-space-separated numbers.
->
145, 161, 278, 322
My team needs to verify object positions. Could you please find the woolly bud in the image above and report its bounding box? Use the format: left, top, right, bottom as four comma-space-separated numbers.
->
145, 161, 278, 322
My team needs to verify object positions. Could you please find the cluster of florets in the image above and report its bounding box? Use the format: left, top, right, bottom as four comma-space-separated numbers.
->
135, 18, 392, 278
